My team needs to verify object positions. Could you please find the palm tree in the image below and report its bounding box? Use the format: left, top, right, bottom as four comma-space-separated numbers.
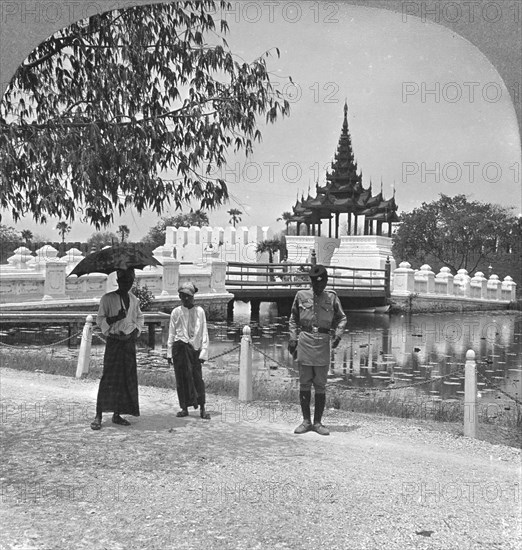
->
277, 211, 293, 234
227, 208, 243, 228
256, 238, 282, 263
117, 225, 130, 243
21, 229, 33, 245
256, 237, 283, 282
55, 221, 71, 243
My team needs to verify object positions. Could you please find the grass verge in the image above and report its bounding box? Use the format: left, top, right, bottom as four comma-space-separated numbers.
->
1, 347, 520, 448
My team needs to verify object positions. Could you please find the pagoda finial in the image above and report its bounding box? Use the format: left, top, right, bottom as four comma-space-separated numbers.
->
380, 178, 383, 195
343, 100, 348, 132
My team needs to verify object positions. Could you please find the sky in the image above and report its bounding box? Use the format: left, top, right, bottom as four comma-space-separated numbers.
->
3, 2, 521, 242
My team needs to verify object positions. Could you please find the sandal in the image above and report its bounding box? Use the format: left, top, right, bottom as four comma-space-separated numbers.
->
90, 417, 102, 430
176, 410, 189, 417
200, 411, 211, 420
112, 415, 131, 426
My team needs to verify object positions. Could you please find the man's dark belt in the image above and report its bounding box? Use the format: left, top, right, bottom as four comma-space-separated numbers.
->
300, 326, 330, 334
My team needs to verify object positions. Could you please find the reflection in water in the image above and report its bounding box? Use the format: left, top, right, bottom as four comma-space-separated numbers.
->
2, 302, 519, 408
210, 302, 522, 406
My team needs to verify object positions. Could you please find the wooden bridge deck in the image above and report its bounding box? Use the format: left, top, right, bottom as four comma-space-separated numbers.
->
225, 262, 391, 304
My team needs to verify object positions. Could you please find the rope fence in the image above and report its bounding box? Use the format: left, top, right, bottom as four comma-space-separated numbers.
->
477, 369, 522, 406
0, 330, 84, 349
1, 320, 520, 410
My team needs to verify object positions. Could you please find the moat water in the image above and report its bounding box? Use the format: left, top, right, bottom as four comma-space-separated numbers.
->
209, 303, 522, 407
2, 303, 520, 407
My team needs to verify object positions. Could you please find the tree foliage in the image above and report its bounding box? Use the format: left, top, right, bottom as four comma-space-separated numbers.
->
0, 224, 22, 263
21, 229, 33, 244
86, 230, 119, 250
392, 194, 518, 274
277, 211, 293, 234
131, 281, 154, 311
0, 1, 290, 227
141, 210, 210, 249
117, 225, 130, 243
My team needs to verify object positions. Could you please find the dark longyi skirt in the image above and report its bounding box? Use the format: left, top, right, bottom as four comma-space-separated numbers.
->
96, 336, 140, 416
172, 340, 201, 410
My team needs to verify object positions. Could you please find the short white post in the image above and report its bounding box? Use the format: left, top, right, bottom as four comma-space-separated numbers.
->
76, 315, 94, 378
239, 325, 252, 402
463, 349, 478, 438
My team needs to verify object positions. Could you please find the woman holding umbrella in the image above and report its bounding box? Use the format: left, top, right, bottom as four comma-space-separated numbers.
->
90, 268, 144, 430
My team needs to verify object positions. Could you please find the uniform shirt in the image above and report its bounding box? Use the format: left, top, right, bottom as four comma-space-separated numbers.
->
288, 288, 347, 367
97, 291, 144, 336
167, 305, 209, 361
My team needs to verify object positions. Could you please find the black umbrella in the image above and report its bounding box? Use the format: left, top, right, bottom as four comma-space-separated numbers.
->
68, 243, 162, 277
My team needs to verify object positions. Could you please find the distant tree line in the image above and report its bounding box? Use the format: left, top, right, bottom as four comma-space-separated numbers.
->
392, 194, 521, 289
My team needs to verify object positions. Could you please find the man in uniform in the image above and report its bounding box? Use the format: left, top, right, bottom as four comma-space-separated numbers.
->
288, 264, 347, 435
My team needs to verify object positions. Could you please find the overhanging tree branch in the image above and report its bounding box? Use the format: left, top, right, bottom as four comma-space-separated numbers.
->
0, 1, 290, 227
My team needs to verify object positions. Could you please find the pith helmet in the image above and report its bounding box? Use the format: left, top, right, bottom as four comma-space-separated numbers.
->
308, 264, 328, 281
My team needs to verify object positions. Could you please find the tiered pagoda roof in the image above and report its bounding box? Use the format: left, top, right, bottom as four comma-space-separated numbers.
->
289, 102, 399, 229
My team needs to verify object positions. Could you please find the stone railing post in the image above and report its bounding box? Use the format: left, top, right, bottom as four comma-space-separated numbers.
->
501, 276, 517, 301
435, 267, 454, 296
7, 246, 33, 270
209, 259, 227, 293
239, 326, 253, 402
43, 259, 68, 301
470, 272, 487, 299
76, 315, 94, 378
487, 274, 501, 300
391, 261, 415, 294
161, 258, 180, 295
453, 269, 470, 297
463, 350, 478, 438
416, 264, 435, 294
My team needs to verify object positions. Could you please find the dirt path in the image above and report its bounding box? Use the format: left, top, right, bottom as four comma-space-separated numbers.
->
1, 368, 520, 550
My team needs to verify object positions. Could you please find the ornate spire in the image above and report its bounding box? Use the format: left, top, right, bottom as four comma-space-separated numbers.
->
326, 101, 362, 193
285, 103, 400, 228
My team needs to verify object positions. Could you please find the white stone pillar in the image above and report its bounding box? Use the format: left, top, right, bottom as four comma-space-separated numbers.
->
161, 258, 180, 295
463, 350, 478, 439
392, 261, 415, 294
436, 267, 454, 296
487, 274, 501, 300
209, 259, 227, 293
239, 326, 253, 402
501, 276, 517, 301
470, 272, 488, 299
453, 269, 470, 297
417, 264, 435, 294
32, 245, 59, 271
43, 260, 68, 300
7, 247, 34, 270
76, 315, 94, 377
